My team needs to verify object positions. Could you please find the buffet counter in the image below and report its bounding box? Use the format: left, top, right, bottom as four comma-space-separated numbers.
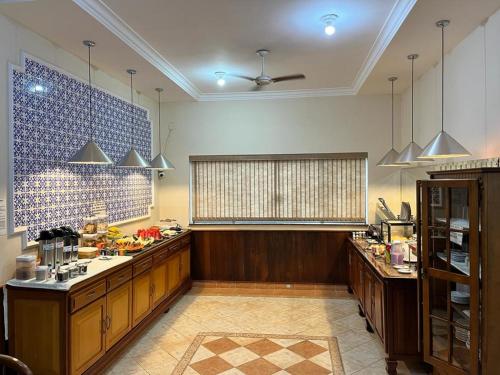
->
347, 238, 418, 375
7, 230, 192, 375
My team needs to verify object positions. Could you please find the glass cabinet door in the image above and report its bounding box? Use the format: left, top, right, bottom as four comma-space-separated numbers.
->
419, 180, 480, 375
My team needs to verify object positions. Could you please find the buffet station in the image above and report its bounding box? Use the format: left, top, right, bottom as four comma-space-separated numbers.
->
6, 215, 192, 375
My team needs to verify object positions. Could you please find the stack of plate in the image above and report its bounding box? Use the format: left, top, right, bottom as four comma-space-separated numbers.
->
455, 327, 469, 343
451, 251, 467, 263
451, 290, 470, 305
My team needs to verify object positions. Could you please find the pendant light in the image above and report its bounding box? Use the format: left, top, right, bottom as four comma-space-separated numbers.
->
419, 20, 471, 159
69, 41, 113, 165
396, 54, 433, 164
117, 69, 151, 168
377, 77, 406, 166
148, 88, 175, 170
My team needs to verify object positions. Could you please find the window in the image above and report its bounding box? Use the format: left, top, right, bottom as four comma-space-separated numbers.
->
190, 153, 367, 225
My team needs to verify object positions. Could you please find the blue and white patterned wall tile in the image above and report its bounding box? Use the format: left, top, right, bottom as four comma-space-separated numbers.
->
11, 56, 153, 242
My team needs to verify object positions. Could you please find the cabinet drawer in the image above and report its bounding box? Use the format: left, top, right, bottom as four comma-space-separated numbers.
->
133, 257, 152, 276
180, 236, 190, 247
168, 241, 181, 253
107, 266, 132, 292
71, 281, 106, 313
153, 249, 169, 264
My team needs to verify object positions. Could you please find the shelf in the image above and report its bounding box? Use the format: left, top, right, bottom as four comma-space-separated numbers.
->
436, 252, 470, 276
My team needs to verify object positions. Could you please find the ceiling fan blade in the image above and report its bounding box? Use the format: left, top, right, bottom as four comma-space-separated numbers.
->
272, 74, 306, 82
229, 74, 255, 81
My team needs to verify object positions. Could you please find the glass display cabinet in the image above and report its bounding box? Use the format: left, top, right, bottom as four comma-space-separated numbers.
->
418, 179, 479, 375
418, 168, 500, 375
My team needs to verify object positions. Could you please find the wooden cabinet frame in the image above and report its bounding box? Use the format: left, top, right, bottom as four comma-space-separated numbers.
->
348, 239, 418, 375
419, 179, 480, 375
7, 232, 192, 375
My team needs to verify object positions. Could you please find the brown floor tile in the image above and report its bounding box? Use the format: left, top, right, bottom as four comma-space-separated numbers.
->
287, 341, 328, 359
190, 356, 233, 375
286, 359, 331, 375
203, 337, 240, 355
245, 339, 283, 357
237, 358, 282, 375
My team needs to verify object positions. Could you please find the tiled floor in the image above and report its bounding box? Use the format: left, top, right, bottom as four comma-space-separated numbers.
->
106, 290, 428, 375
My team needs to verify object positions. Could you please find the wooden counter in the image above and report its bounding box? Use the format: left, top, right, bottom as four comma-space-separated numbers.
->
347, 238, 419, 375
7, 230, 192, 375
192, 230, 351, 284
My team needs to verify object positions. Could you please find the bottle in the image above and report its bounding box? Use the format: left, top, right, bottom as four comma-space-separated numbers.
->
385, 243, 392, 265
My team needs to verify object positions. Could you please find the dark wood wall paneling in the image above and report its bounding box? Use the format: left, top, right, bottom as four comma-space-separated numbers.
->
191, 231, 351, 284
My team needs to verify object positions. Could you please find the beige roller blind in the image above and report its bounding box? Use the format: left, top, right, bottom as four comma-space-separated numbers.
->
190, 153, 367, 224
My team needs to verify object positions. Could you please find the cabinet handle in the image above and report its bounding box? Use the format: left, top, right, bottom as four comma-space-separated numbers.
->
87, 290, 96, 299
101, 318, 106, 334
106, 316, 111, 330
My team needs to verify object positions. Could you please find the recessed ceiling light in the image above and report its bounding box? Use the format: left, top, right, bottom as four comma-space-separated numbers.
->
215, 72, 226, 87
321, 14, 338, 36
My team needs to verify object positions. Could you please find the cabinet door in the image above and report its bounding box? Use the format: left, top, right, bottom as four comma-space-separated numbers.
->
373, 277, 384, 342
70, 297, 106, 375
106, 281, 132, 350
167, 254, 181, 294
356, 254, 364, 303
363, 268, 373, 320
180, 247, 190, 281
152, 260, 168, 306
420, 180, 479, 375
132, 271, 152, 327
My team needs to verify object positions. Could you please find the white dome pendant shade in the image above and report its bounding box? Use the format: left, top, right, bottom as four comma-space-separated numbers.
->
377, 77, 407, 166
117, 69, 151, 168
148, 88, 175, 170
418, 20, 470, 159
69, 41, 113, 165
396, 54, 433, 164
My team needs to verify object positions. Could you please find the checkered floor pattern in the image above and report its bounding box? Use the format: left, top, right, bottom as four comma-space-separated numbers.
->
172, 332, 344, 375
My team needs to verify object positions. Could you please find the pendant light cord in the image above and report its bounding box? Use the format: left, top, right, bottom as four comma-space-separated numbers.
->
130, 72, 135, 148
88, 45, 93, 141
391, 79, 394, 148
411, 56, 414, 142
441, 23, 445, 132
158, 89, 162, 153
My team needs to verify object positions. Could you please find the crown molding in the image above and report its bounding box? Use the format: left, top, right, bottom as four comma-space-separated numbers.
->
73, 0, 201, 99
73, 0, 415, 101
352, 0, 417, 93
197, 87, 356, 101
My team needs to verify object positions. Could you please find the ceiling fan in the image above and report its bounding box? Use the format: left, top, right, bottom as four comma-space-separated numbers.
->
232, 49, 305, 91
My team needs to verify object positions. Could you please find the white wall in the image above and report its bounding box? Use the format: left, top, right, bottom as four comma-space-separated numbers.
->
0, 13, 159, 284
157, 95, 403, 226
400, 8, 500, 207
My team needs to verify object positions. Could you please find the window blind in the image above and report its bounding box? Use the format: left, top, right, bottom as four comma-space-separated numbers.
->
190, 153, 367, 224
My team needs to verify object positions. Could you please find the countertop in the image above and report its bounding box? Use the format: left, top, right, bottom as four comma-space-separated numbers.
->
7, 256, 132, 291
7, 229, 191, 291
350, 238, 417, 280
189, 224, 368, 232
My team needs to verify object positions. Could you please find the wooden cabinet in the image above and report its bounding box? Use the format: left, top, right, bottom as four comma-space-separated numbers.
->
347, 239, 418, 375
180, 247, 191, 282
152, 257, 168, 306
373, 277, 384, 341
106, 281, 132, 350
167, 254, 181, 293
70, 297, 106, 375
417, 172, 500, 375
363, 268, 374, 321
132, 270, 152, 327
7, 231, 193, 375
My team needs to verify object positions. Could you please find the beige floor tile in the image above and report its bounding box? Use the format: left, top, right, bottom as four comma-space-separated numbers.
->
105, 293, 423, 375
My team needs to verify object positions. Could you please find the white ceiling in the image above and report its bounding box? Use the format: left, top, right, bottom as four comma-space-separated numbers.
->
0, 0, 499, 100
